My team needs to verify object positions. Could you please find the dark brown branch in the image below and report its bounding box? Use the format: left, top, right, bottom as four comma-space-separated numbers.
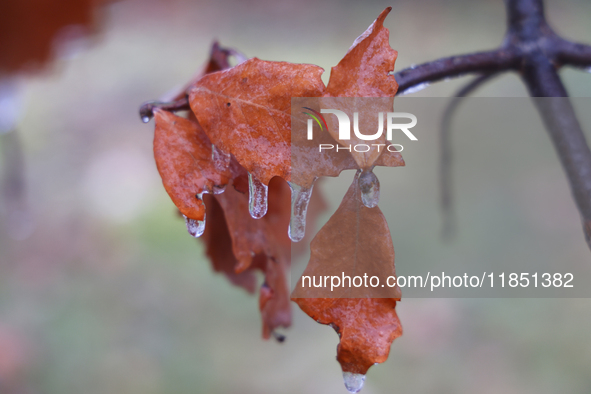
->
394, 50, 518, 95
555, 39, 591, 69
440, 74, 498, 240
522, 56, 591, 248
395, 0, 591, 250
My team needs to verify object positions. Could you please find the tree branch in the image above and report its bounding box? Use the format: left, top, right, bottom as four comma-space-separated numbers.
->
394, 50, 518, 95
522, 56, 591, 248
139, 96, 190, 123
555, 39, 591, 69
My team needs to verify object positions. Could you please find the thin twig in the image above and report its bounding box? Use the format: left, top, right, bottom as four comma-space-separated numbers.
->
440, 74, 498, 240
139, 96, 190, 123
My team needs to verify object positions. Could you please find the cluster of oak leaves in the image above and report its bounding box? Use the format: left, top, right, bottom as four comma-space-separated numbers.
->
144, 8, 404, 392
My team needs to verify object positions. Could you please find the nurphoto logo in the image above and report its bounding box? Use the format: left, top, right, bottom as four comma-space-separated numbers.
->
303, 107, 418, 153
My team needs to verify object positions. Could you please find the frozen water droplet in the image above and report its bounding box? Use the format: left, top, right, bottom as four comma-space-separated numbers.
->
288, 181, 315, 242
184, 214, 205, 238
343, 372, 365, 393
248, 173, 268, 219
358, 170, 380, 208
211, 144, 231, 172
139, 102, 154, 123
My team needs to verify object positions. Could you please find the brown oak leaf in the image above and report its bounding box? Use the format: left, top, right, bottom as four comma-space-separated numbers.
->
323, 7, 399, 170
294, 298, 402, 375
292, 171, 402, 374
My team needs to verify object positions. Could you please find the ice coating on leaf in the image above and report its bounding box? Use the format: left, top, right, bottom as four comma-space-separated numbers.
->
248, 173, 269, 219
358, 169, 380, 208
343, 372, 366, 393
288, 181, 315, 242
189, 58, 326, 185
211, 143, 231, 172
184, 214, 206, 238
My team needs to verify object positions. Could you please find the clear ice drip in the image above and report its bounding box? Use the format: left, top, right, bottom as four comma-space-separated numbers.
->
343, 372, 366, 393
288, 181, 315, 242
358, 169, 380, 208
184, 214, 206, 238
248, 173, 268, 219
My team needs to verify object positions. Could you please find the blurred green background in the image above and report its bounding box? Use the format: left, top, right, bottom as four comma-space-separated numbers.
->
1, 0, 591, 393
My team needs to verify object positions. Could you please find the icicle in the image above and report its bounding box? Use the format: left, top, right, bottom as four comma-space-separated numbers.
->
248, 173, 268, 219
288, 181, 315, 242
211, 144, 231, 172
358, 169, 380, 208
184, 214, 205, 238
343, 372, 366, 393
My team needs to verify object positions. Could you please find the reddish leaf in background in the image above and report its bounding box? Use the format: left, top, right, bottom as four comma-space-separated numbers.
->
293, 172, 402, 375
201, 194, 257, 293
212, 174, 293, 338
189, 58, 326, 185
214, 174, 290, 273
0, 0, 104, 73
153, 109, 230, 221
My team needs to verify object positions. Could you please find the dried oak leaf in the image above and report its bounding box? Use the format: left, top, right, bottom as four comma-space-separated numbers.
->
201, 193, 257, 293
296, 298, 402, 375
153, 109, 230, 221
189, 59, 326, 185
291, 8, 403, 188
292, 172, 402, 374
325, 7, 398, 98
